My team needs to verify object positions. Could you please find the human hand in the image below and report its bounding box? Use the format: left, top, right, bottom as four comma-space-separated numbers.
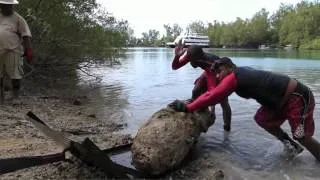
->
168, 100, 187, 112
24, 48, 32, 62
174, 46, 185, 57
174, 39, 185, 56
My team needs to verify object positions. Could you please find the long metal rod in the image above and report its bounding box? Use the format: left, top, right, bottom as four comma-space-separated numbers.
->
0, 152, 66, 175
0, 143, 133, 176
25, 111, 142, 178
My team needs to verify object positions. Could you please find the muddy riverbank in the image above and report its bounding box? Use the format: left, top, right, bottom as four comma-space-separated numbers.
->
0, 78, 244, 180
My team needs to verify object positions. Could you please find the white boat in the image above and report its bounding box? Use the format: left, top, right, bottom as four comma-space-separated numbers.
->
284, 44, 294, 50
166, 33, 210, 48
258, 44, 270, 50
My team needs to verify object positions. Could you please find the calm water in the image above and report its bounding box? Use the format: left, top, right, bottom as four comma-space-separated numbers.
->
80, 48, 320, 179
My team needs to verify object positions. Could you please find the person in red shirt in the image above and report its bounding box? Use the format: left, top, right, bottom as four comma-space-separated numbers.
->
172, 44, 232, 131
169, 57, 320, 161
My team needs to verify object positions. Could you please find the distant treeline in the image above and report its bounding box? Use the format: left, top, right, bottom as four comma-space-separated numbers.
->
16, 0, 320, 68
131, 1, 320, 50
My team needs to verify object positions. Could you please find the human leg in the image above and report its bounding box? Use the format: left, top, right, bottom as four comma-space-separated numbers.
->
205, 70, 231, 131
254, 106, 303, 154
4, 51, 23, 99
11, 79, 21, 98
220, 98, 231, 131
257, 122, 303, 154
285, 89, 320, 161
297, 137, 320, 161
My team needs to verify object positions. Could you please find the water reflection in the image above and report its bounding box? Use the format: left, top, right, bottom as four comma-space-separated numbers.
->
79, 48, 320, 180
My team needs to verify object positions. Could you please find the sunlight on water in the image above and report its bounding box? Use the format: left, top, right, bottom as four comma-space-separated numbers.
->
79, 48, 320, 179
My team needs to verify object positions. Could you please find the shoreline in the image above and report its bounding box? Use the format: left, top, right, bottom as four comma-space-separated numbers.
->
0, 83, 134, 179
0, 79, 241, 179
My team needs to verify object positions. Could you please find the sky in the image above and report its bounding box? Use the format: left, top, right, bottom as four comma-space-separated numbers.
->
98, 0, 305, 37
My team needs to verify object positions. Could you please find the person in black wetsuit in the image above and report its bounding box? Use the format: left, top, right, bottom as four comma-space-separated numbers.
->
169, 57, 320, 161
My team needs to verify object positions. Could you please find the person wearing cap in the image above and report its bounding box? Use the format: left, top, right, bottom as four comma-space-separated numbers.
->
0, 0, 32, 102
169, 57, 320, 161
171, 44, 232, 131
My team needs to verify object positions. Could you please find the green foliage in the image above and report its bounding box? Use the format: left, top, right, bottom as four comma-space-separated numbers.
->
128, 1, 320, 49
205, 1, 320, 49
135, 24, 183, 47
233, 18, 251, 47
220, 23, 237, 47
163, 24, 183, 43
139, 29, 161, 47
269, 3, 294, 43
208, 21, 222, 47
248, 9, 270, 46
33, 0, 315, 50
279, 1, 320, 47
300, 37, 320, 49
15, 0, 130, 65
186, 21, 208, 34
206, 8, 271, 48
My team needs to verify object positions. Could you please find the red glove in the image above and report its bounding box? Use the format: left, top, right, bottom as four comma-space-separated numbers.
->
25, 48, 32, 62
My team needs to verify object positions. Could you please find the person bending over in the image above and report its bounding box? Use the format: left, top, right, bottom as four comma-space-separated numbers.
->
169, 57, 320, 161
171, 44, 232, 131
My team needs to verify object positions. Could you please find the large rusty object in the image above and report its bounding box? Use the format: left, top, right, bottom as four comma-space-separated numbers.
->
132, 107, 214, 175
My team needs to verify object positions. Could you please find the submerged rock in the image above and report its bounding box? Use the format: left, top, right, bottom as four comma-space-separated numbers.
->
131, 107, 214, 175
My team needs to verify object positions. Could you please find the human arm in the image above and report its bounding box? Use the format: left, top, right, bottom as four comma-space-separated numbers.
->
205, 69, 232, 131
171, 44, 189, 70
186, 72, 238, 112
22, 36, 31, 49
192, 72, 207, 100
19, 17, 32, 62
220, 98, 232, 131
22, 36, 32, 62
